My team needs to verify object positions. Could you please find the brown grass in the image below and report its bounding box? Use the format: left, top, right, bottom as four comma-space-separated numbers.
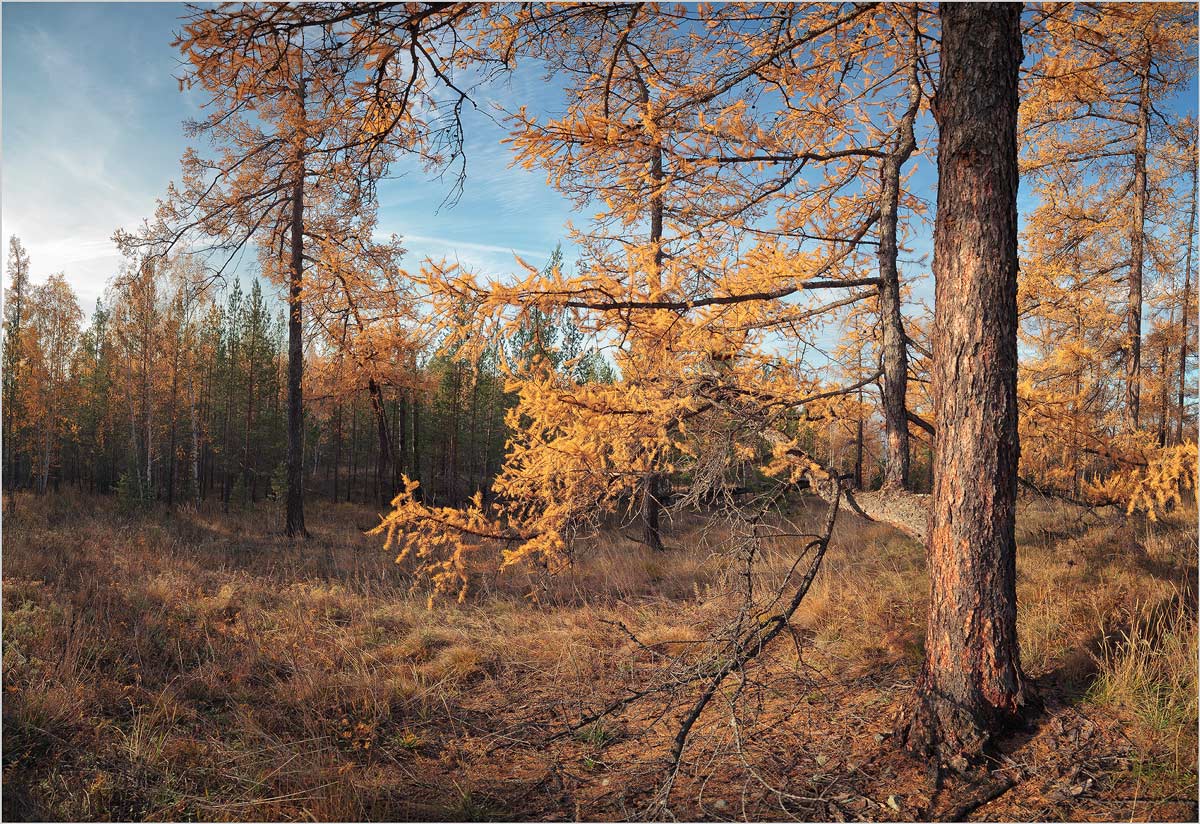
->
2, 490, 1196, 821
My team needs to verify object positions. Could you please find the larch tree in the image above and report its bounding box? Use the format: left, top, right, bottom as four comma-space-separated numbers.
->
1019, 6, 1197, 511
369, 7, 938, 598
118, 2, 481, 536
900, 1, 1031, 767
1022, 2, 1197, 431
1174, 121, 1197, 444
493, 2, 937, 495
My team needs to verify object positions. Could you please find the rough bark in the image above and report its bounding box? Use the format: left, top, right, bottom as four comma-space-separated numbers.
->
1126, 54, 1151, 431
899, 1, 1031, 767
285, 76, 308, 538
1178, 163, 1196, 444
877, 7, 921, 491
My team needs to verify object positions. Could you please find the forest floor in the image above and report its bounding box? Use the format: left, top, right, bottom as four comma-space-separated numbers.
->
2, 490, 1197, 822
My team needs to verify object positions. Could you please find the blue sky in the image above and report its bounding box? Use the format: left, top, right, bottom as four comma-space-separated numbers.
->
2, 2, 1195, 331
2, 2, 578, 309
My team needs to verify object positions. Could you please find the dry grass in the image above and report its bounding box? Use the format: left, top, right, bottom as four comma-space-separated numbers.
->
2, 490, 1196, 821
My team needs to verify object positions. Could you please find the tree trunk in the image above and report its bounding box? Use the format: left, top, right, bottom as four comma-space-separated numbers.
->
641, 473, 666, 552
1125, 54, 1151, 431
167, 346, 179, 507
348, 404, 358, 503
285, 76, 308, 538
1179, 163, 1196, 444
190, 358, 201, 507
637, 69, 669, 551
144, 354, 153, 499
411, 391, 422, 500
332, 400, 343, 503
368, 376, 395, 504
900, 1, 1031, 768
125, 354, 142, 497
1158, 330, 1171, 447
38, 417, 49, 495
877, 8, 921, 491
244, 343, 256, 502
854, 397, 865, 490
221, 341, 235, 511
396, 390, 407, 483
3, 243, 28, 492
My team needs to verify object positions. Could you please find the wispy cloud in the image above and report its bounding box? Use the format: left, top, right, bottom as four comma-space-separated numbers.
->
402, 233, 550, 262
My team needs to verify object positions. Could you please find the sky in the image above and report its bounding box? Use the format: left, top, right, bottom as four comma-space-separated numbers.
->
1, 2, 1196, 330
1, 1, 579, 310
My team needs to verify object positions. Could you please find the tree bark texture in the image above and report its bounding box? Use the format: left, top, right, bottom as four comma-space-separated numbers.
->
900, 1, 1031, 767
285, 119, 308, 537
1126, 55, 1151, 430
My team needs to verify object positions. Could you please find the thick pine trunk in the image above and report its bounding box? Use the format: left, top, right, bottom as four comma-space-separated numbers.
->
900, 1, 1031, 767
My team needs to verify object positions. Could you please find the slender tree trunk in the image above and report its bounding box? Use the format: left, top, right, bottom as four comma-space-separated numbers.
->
332, 401, 343, 502
1126, 55, 1151, 431
368, 376, 394, 504
481, 382, 495, 494
854, 386, 865, 489
221, 346, 234, 511
448, 364, 461, 504
348, 405, 358, 503
167, 348, 179, 507
877, 8, 921, 491
641, 473, 666, 552
144, 354, 153, 499
469, 364, 481, 492
3, 249, 27, 492
411, 391, 422, 500
243, 348, 255, 502
396, 390, 407, 482
1072, 311, 1083, 499
1158, 328, 1171, 447
285, 75, 308, 538
190, 358, 200, 508
638, 71, 668, 549
900, 2, 1031, 767
38, 417, 49, 495
125, 355, 142, 497
1178, 164, 1196, 444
